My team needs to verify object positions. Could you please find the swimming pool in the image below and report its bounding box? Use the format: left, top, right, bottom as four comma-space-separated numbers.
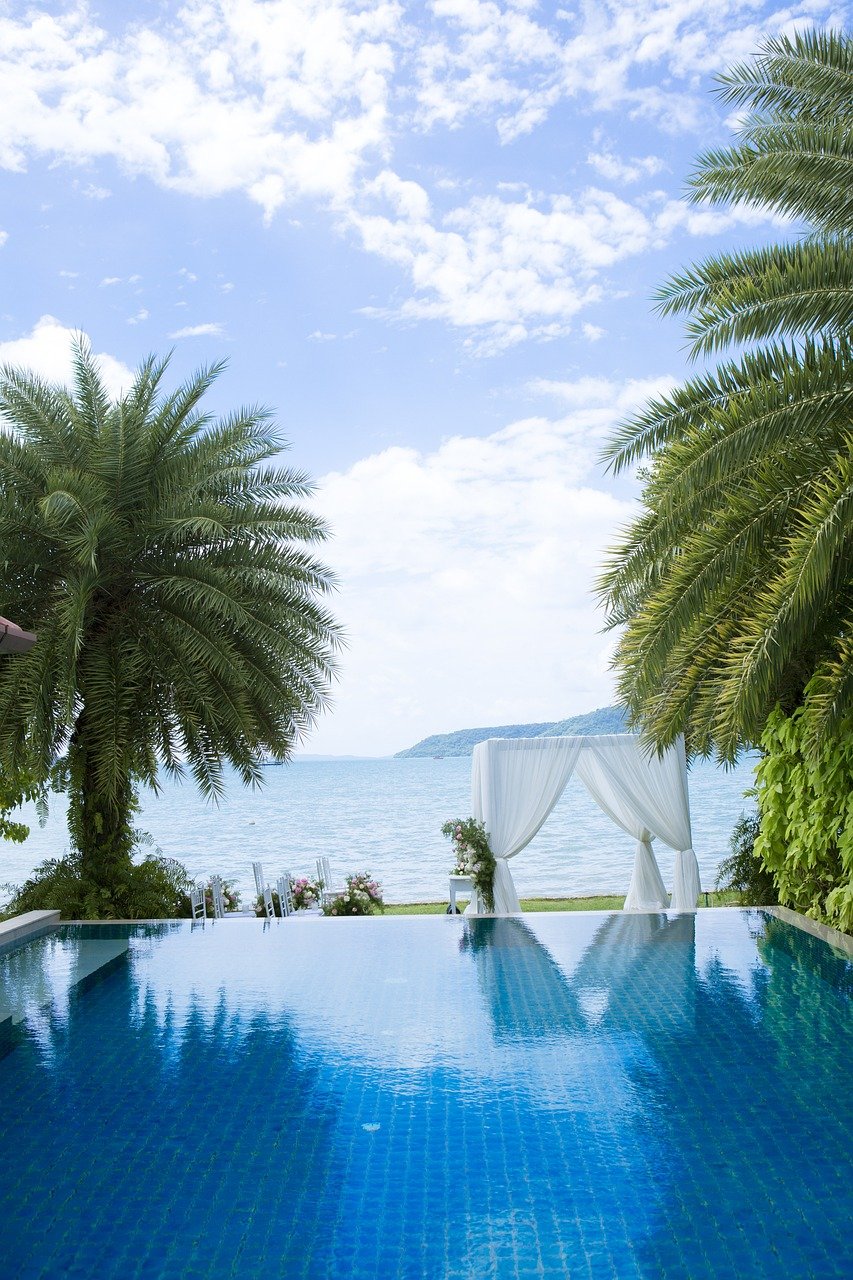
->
1, 911, 850, 1279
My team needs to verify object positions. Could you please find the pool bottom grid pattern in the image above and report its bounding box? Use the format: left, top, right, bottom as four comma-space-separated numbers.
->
0, 912, 850, 1279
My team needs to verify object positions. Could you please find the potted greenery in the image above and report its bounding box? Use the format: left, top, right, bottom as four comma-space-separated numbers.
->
441, 818, 496, 912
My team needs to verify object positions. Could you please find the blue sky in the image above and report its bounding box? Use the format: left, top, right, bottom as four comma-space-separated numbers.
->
0, 0, 844, 755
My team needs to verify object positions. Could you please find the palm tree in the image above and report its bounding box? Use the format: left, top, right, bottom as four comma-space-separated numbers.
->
599, 29, 853, 761
0, 341, 341, 893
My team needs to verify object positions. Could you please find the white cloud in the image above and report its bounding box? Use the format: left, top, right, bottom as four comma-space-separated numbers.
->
350, 178, 785, 352
587, 149, 665, 185
528, 374, 674, 409
308, 375, 659, 754
0, 1, 401, 217
582, 322, 605, 341
652, 194, 794, 237
0, 316, 132, 397
168, 322, 224, 338
100, 276, 122, 286
126, 308, 149, 325
0, 0, 828, 356
414, 0, 839, 140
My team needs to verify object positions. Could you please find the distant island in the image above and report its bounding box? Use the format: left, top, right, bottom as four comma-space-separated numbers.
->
394, 704, 628, 758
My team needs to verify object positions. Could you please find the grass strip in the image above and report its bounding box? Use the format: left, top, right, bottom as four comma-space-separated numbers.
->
383, 890, 741, 914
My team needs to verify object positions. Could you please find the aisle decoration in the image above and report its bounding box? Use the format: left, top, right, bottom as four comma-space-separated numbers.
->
441, 818, 496, 912
254, 875, 321, 916
324, 872, 384, 916
291, 876, 320, 910
204, 878, 240, 915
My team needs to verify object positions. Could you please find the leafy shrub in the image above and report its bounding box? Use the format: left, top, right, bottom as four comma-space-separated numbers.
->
324, 872, 383, 916
754, 707, 853, 934
716, 812, 778, 906
8, 848, 194, 920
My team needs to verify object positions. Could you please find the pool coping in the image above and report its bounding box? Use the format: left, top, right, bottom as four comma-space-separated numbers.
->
1, 903, 850, 956
0, 910, 61, 952
765, 904, 853, 957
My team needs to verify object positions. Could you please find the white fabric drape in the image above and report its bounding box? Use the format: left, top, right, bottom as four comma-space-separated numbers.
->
471, 737, 584, 914
582, 735, 699, 911
573, 749, 668, 911
467, 733, 700, 915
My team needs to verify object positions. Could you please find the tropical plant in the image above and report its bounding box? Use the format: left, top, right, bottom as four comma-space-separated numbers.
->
441, 817, 496, 911
0, 340, 340, 906
753, 707, 853, 933
9, 847, 194, 920
599, 30, 853, 761
715, 811, 778, 906
0, 765, 40, 845
323, 871, 383, 916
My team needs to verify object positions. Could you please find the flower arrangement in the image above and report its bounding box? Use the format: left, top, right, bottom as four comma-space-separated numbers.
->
204, 878, 240, 915
252, 875, 322, 916
324, 872, 384, 916
291, 876, 320, 911
441, 818, 496, 912
254, 888, 281, 917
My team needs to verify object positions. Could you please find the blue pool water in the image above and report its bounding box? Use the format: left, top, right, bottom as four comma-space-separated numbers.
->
1, 911, 851, 1279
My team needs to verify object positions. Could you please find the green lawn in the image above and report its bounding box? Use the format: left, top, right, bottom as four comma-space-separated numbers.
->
383, 891, 739, 915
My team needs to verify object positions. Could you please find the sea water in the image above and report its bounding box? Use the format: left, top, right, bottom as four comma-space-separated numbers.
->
1, 755, 756, 905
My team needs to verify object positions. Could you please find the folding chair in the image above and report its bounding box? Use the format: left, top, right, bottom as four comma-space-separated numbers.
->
316, 856, 343, 908
210, 874, 227, 919
261, 883, 275, 920
276, 874, 295, 917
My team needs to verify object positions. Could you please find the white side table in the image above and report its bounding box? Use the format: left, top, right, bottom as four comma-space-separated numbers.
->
448, 874, 474, 914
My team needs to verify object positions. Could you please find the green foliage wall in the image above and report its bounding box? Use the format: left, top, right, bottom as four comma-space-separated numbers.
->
754, 708, 853, 934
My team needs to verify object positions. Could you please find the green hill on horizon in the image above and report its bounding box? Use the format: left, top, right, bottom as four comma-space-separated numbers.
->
394, 705, 627, 758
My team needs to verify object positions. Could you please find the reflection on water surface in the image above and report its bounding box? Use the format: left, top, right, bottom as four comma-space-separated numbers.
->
0, 911, 850, 1278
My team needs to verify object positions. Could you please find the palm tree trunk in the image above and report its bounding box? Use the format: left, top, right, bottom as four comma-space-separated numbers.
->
67, 712, 136, 892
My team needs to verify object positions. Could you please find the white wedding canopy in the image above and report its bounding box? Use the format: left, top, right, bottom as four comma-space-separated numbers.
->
469, 733, 701, 915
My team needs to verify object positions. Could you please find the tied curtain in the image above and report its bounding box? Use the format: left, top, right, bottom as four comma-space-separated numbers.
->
470, 733, 701, 915
471, 737, 583, 914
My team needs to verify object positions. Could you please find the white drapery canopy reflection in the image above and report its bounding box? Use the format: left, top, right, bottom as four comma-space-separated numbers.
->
469, 734, 701, 915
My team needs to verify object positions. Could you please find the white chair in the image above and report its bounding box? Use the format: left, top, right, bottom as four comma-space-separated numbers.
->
276, 874, 295, 917
252, 861, 265, 898
210, 875, 226, 919
189, 883, 206, 921
316, 856, 343, 907
261, 884, 275, 920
